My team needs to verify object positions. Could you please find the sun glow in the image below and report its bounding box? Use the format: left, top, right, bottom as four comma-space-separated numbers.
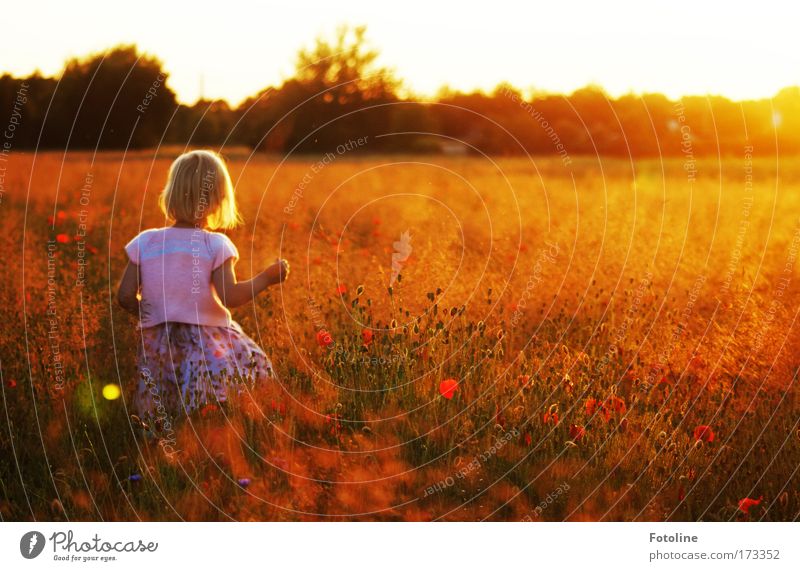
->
9, 0, 799, 105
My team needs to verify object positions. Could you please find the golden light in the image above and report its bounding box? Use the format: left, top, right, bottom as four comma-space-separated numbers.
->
102, 384, 121, 401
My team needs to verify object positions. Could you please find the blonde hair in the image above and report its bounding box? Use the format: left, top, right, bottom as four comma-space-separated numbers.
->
159, 150, 241, 230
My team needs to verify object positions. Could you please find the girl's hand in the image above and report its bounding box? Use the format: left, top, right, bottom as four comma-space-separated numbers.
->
212, 257, 289, 308
266, 258, 289, 284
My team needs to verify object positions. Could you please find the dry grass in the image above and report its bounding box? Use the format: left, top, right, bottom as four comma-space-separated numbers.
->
1, 150, 799, 521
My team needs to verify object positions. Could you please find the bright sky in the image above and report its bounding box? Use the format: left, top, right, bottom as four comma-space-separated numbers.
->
6, 0, 799, 105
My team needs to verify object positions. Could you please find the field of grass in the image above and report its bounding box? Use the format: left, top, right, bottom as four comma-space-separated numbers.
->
1, 150, 799, 521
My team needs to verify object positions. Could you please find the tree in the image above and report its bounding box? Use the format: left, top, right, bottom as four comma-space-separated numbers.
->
283, 25, 400, 152
46, 45, 178, 149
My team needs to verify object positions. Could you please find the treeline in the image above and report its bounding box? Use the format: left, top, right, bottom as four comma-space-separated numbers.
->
1, 26, 798, 157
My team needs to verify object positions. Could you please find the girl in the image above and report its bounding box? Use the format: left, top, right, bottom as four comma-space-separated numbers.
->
118, 150, 288, 426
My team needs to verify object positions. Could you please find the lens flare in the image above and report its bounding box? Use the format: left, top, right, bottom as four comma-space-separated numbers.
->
102, 384, 121, 400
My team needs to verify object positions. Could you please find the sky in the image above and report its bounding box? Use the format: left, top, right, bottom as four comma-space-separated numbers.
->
5, 0, 799, 105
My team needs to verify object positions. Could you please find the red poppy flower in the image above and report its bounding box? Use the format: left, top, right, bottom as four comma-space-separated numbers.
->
738, 496, 763, 515
316, 329, 333, 347
201, 404, 219, 418
325, 413, 343, 435
439, 379, 458, 399
606, 396, 627, 414
336, 284, 347, 295
543, 411, 559, 425
693, 425, 715, 442
523, 432, 532, 446
585, 397, 598, 416
517, 374, 531, 387
569, 424, 586, 441
362, 328, 374, 346
56, 233, 70, 244
7, 379, 17, 389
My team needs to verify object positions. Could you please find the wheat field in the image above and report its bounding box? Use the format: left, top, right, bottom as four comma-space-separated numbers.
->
1, 150, 798, 521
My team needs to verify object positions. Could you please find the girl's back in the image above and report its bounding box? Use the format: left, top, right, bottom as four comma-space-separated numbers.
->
126, 226, 238, 328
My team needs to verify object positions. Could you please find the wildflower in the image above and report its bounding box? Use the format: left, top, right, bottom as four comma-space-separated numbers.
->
336, 284, 347, 295
237, 478, 251, 488
439, 379, 458, 400
569, 424, 586, 441
316, 329, 334, 347
606, 396, 627, 414
48, 211, 67, 225
128, 474, 142, 483
56, 233, 70, 244
517, 374, 531, 387
523, 432, 533, 446
543, 411, 559, 425
201, 404, 219, 417
738, 496, 763, 515
693, 425, 715, 442
325, 413, 343, 435
362, 328, 374, 346
585, 397, 598, 416
599, 396, 626, 421
7, 379, 17, 389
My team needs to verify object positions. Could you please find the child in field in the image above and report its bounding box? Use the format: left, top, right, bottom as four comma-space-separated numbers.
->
118, 150, 288, 425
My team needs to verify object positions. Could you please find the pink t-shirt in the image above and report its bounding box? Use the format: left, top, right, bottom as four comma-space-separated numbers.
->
125, 227, 238, 328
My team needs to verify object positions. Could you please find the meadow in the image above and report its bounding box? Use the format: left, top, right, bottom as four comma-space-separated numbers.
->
1, 150, 799, 521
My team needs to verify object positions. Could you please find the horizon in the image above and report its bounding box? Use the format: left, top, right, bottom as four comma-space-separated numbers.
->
6, 0, 799, 106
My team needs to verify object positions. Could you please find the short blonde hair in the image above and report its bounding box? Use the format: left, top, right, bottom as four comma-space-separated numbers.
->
159, 150, 241, 230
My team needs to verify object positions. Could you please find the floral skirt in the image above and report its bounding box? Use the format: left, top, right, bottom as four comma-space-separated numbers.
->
133, 321, 273, 420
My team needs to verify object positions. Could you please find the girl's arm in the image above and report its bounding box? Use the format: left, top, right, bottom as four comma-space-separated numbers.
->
212, 258, 288, 308
117, 262, 141, 315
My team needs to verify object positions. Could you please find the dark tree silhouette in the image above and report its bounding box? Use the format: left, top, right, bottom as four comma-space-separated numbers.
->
43, 45, 177, 149
1, 32, 799, 158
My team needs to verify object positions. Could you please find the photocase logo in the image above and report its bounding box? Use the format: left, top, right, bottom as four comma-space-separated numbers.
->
390, 230, 412, 286
20, 531, 46, 559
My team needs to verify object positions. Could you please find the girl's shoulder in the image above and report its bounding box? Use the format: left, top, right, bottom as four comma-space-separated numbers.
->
202, 230, 239, 267
133, 227, 164, 241
125, 228, 165, 263
203, 230, 237, 249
